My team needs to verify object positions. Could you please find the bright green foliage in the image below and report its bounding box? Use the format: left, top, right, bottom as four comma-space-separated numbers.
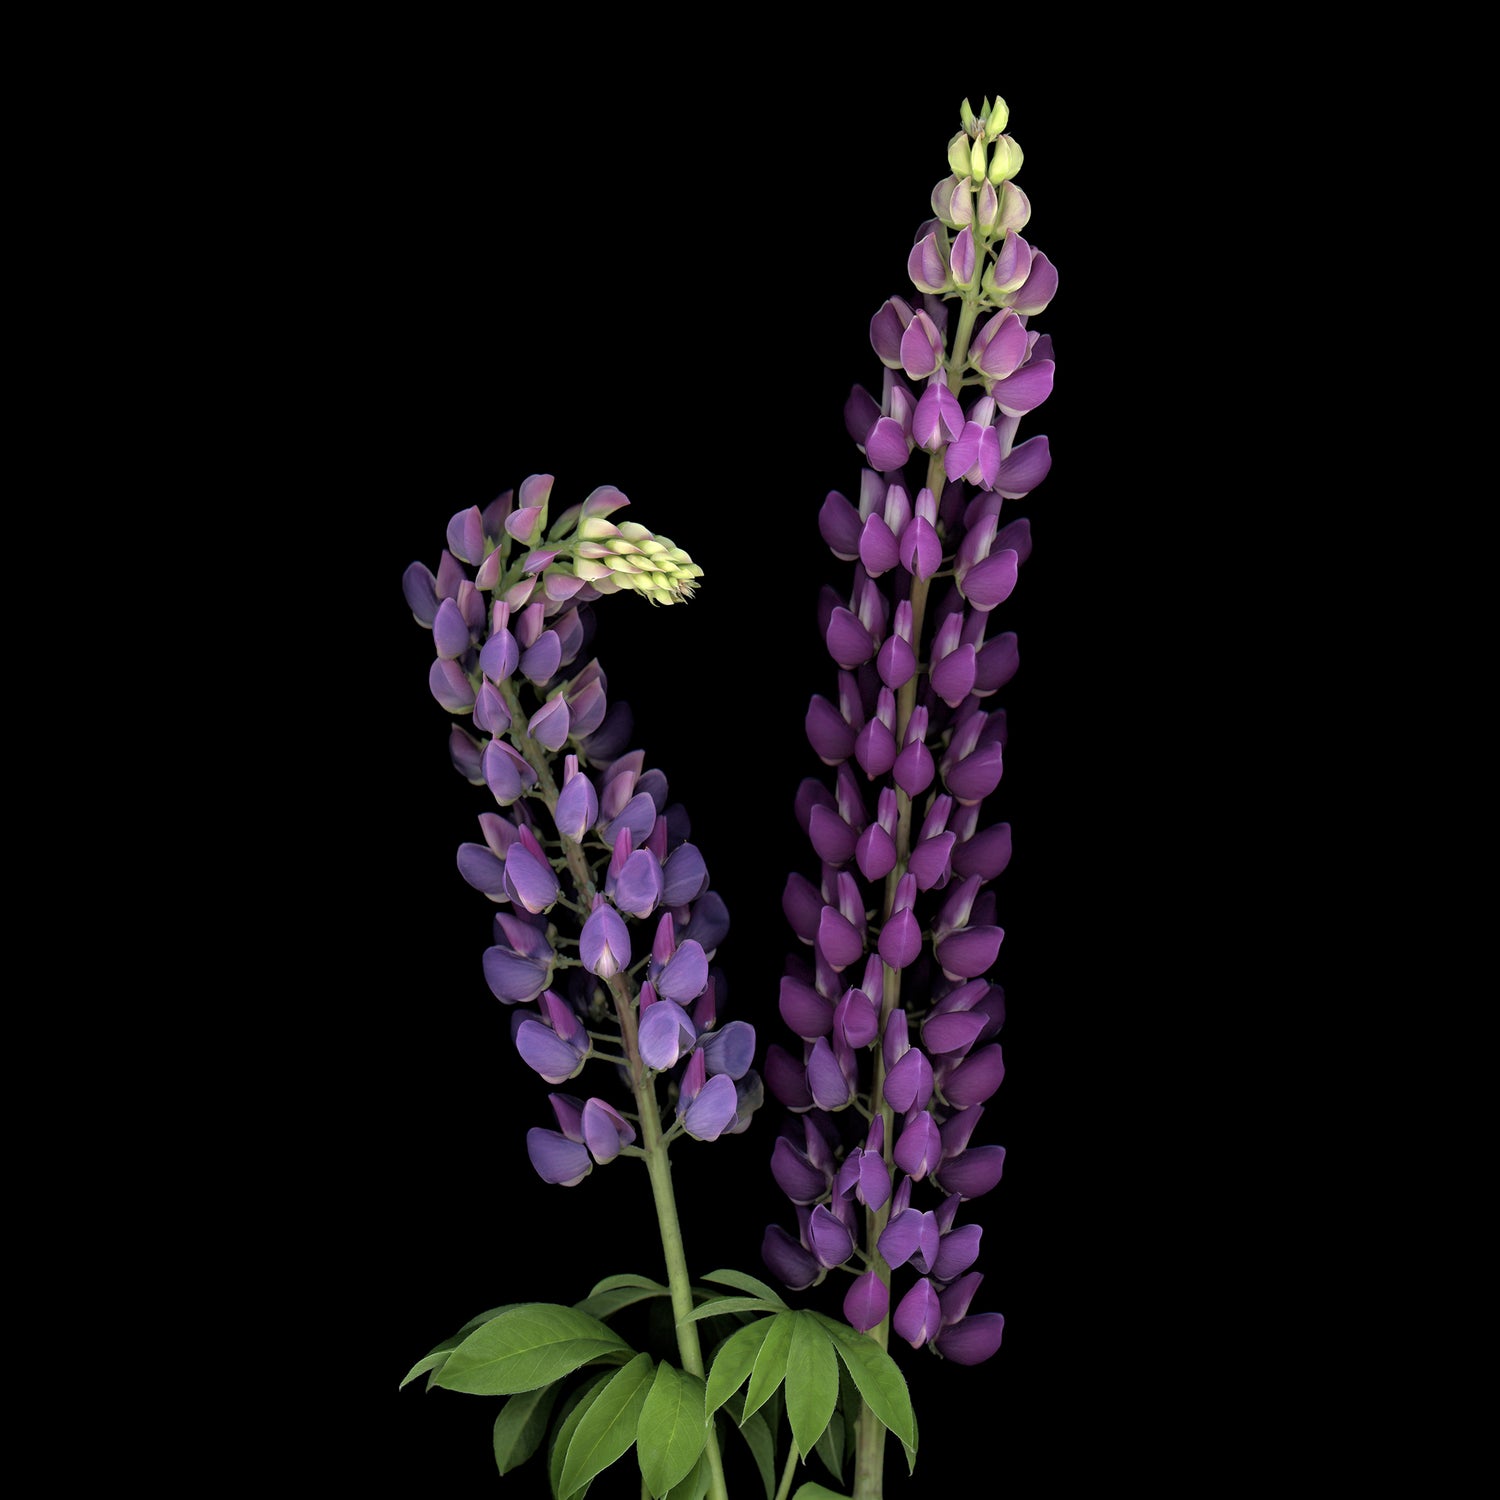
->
558, 1353, 656, 1498
743, 1313, 796, 1422
705, 1318, 775, 1417
784, 1313, 840, 1461
435, 1303, 630, 1396
493, 1382, 562, 1475
637, 1362, 709, 1498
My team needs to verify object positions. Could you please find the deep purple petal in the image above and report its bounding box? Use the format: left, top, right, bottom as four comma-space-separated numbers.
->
993, 359, 1054, 417
806, 1036, 853, 1111
766, 1044, 814, 1111
808, 805, 857, 867
935, 1312, 1004, 1365
817, 906, 864, 972
923, 1011, 989, 1057
809, 1203, 856, 1269
854, 823, 898, 883
935, 1145, 1007, 1199
528, 695, 571, 751
865, 417, 911, 473
892, 1278, 943, 1349
943, 1043, 1006, 1107
945, 743, 1005, 805
762, 1224, 822, 1291
806, 696, 855, 765
772, 1137, 829, 1205
995, 434, 1051, 499
877, 908, 923, 971
893, 1111, 942, 1180
930, 643, 978, 709
844, 1271, 890, 1334
935, 926, 1004, 981
819, 490, 864, 560
779, 976, 833, 1039
833, 989, 879, 1049
877, 1209, 924, 1270
581, 1097, 635, 1164
884, 1045, 935, 1113
952, 822, 1013, 880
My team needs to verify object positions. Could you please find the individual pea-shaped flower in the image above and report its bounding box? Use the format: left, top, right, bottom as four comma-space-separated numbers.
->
892, 1277, 944, 1350
526, 1092, 591, 1186
675, 1048, 739, 1141
514, 990, 591, 1084
580, 896, 631, 978
638, 985, 698, 1071
580, 1097, 636, 1164
935, 1272, 1005, 1365
503, 827, 559, 914
483, 912, 555, 1004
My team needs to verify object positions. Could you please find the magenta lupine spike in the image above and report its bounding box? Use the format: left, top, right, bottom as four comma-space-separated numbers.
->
765, 111, 1050, 1394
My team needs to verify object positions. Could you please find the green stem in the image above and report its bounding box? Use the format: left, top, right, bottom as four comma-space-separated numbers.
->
499, 681, 730, 1500
774, 1444, 800, 1500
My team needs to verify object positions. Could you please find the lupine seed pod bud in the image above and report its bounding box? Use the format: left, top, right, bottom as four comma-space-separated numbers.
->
968, 136, 987, 185
959, 98, 978, 138
987, 134, 1023, 185
986, 96, 1010, 138
947, 130, 971, 177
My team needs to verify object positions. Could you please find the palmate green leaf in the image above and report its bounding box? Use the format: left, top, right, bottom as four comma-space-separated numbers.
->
663, 1447, 711, 1500
549, 1373, 612, 1500
791, 1485, 851, 1500
700, 1269, 789, 1308
814, 1410, 844, 1484
680, 1296, 786, 1325
399, 1303, 518, 1390
399, 1349, 451, 1391
637, 1362, 708, 1498
743, 1311, 796, 1421
809, 1314, 917, 1458
436, 1304, 630, 1396
785, 1312, 840, 1461
493, 1381, 562, 1475
705, 1317, 775, 1417
573, 1285, 671, 1321
732, 1405, 777, 1500
559, 1352, 655, 1499
588, 1273, 669, 1297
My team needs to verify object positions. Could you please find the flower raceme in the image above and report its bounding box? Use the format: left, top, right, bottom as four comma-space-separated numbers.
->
405, 479, 757, 1188
763, 95, 1055, 1371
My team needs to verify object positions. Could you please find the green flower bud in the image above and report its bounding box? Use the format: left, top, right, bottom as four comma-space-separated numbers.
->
960, 98, 979, 138
947, 131, 972, 178
969, 136, 988, 185
986, 96, 1009, 138
987, 134, 1023, 185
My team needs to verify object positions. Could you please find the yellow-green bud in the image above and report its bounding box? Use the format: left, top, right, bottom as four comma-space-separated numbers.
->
960, 98, 978, 138
969, 136, 988, 184
987, 134, 1023, 185
986, 96, 1009, 138
947, 131, 972, 178
576, 516, 620, 542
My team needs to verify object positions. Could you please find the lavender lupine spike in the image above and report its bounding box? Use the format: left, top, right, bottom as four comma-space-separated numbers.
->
764, 97, 1054, 1436
404, 480, 758, 1191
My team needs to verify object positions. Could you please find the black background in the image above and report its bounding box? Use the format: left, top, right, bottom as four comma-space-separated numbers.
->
245, 52, 1244, 1497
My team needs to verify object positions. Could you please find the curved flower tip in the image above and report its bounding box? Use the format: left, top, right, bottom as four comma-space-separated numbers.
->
762, 1224, 822, 1291
580, 902, 631, 978
527, 1127, 592, 1187
935, 1311, 1004, 1365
